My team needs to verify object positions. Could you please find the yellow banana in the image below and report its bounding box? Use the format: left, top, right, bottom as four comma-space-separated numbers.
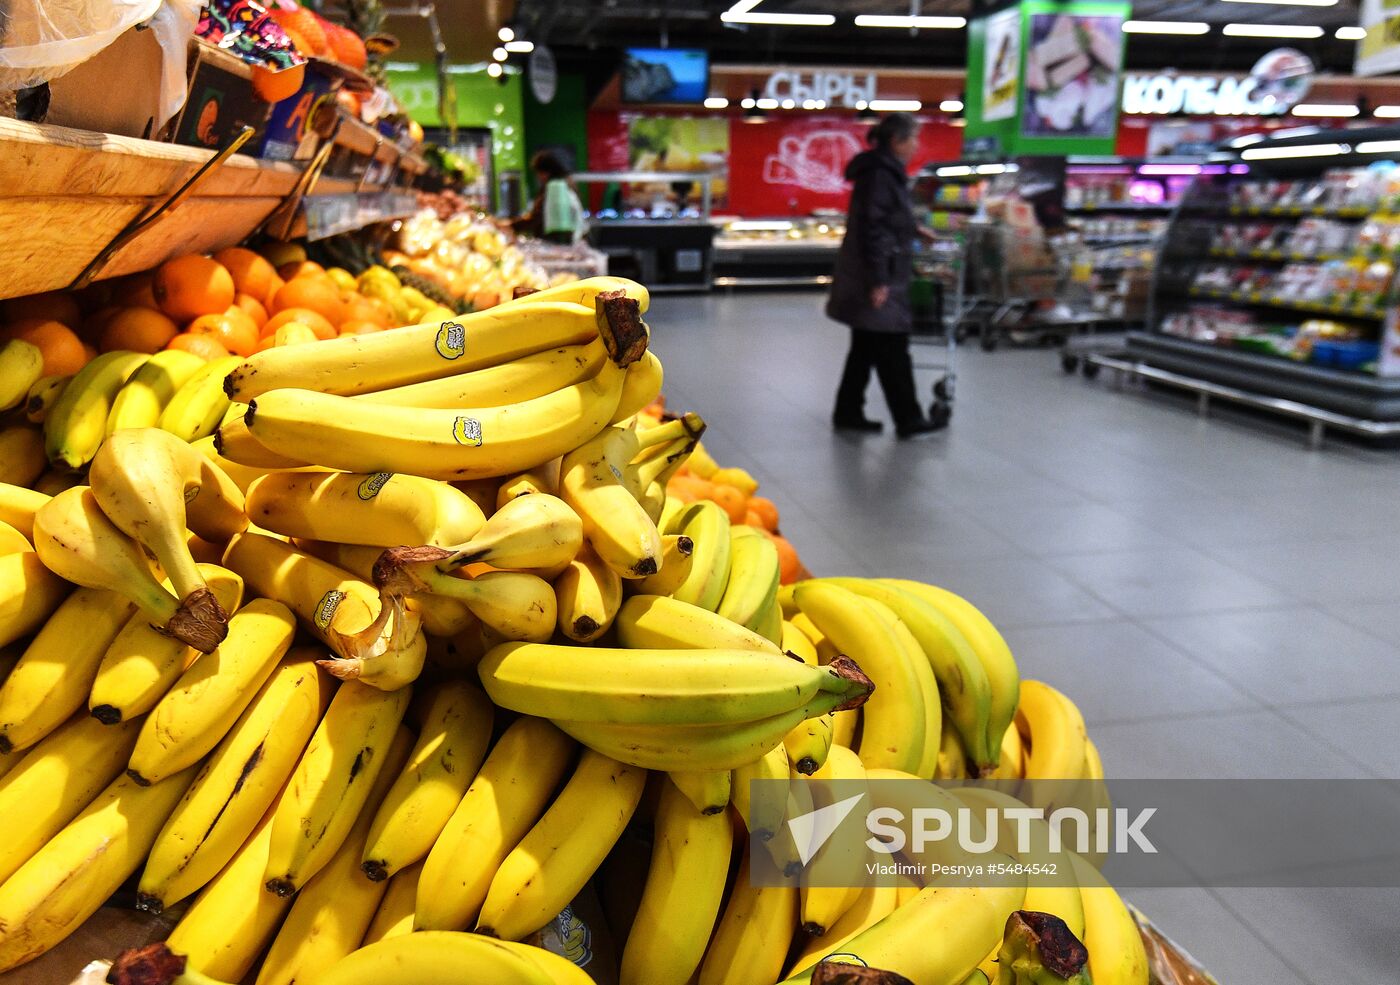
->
615, 593, 781, 653
610, 349, 665, 424
781, 619, 835, 775
88, 564, 245, 725
0, 713, 141, 885
668, 767, 732, 815
0, 425, 45, 488
0, 482, 47, 540
358, 339, 607, 408
495, 458, 562, 507
106, 348, 207, 434
698, 845, 797, 985
43, 349, 148, 470
1071, 853, 1149, 985
762, 767, 815, 878
630, 533, 694, 596
936, 714, 971, 779
361, 859, 423, 944
374, 555, 556, 643
717, 525, 781, 631
253, 726, 414, 985
671, 500, 732, 611
830, 707, 858, 749
295, 538, 476, 637
865, 595, 943, 779
158, 355, 242, 443
799, 745, 868, 936
189, 433, 323, 494
782, 619, 818, 662
990, 715, 1026, 781
415, 717, 574, 932
226, 299, 605, 400
1017, 680, 1088, 782
214, 405, 311, 468
245, 469, 486, 547
0, 339, 43, 412
264, 679, 413, 896
554, 543, 623, 642
0, 586, 133, 754
362, 681, 495, 882
0, 766, 195, 974
687, 440, 720, 479
559, 422, 658, 577
789, 881, 900, 976
0, 521, 30, 555
500, 274, 650, 312
730, 741, 789, 841
313, 931, 559, 985
137, 653, 331, 913
0, 550, 68, 650
619, 775, 733, 985
434, 492, 583, 572
23, 374, 69, 424
475, 748, 646, 941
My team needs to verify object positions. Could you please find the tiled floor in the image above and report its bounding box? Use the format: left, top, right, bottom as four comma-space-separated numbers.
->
650, 289, 1400, 985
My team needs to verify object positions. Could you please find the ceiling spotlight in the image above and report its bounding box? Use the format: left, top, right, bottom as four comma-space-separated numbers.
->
740, 96, 755, 109
704, 96, 730, 109
781, 98, 796, 109
504, 40, 534, 53
743, 87, 767, 123
940, 99, 964, 113
498, 26, 515, 42
487, 62, 503, 78
492, 46, 508, 60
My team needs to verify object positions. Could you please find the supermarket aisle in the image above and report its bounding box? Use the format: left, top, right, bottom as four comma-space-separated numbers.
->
650, 289, 1400, 985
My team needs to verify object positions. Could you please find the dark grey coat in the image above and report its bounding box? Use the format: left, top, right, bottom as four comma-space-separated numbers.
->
826, 147, 917, 334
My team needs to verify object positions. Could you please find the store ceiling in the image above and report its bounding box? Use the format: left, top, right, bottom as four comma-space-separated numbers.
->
507, 0, 1364, 75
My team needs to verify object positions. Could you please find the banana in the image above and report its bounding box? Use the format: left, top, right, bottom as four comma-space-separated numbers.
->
106, 349, 207, 434
885, 579, 1020, 773
782, 619, 818, 663
223, 532, 425, 690
990, 715, 1026, 782
362, 859, 422, 944
158, 355, 242, 442
0, 551, 68, 650
610, 349, 665, 424
314, 932, 559, 985
89, 428, 247, 631
244, 469, 486, 547
730, 741, 789, 841
830, 707, 858, 749
126, 599, 297, 785
0, 713, 141, 885
1016, 680, 1088, 782
698, 845, 797, 985
264, 679, 413, 896
374, 556, 556, 644
24, 374, 68, 424
89, 564, 245, 725
671, 500, 732, 611
615, 593, 781, 653
0, 339, 43, 412
550, 544, 620, 642
827, 577, 995, 771
0, 586, 133, 754
500, 274, 650, 312
296, 539, 476, 638
781, 618, 835, 775
686, 440, 720, 479
936, 714, 971, 779
433, 492, 582, 572
668, 767, 732, 815
416, 717, 574, 932
0, 766, 195, 974
226, 299, 605, 400
716, 526, 781, 631
361, 681, 495, 882
253, 726, 414, 985
1070, 853, 1149, 985
495, 937, 597, 985
189, 434, 323, 494
865, 595, 943, 779
0, 482, 47, 540
137, 653, 331, 913
495, 458, 562, 506
166, 796, 296, 980
33, 487, 225, 649
630, 533, 695, 596
214, 405, 311, 468
475, 748, 646, 942
559, 421, 670, 578
0, 521, 29, 555
0, 425, 44, 488
781, 881, 1027, 984
43, 349, 148, 470
794, 582, 931, 774
359, 340, 608, 408
799, 745, 867, 937
753, 588, 784, 646
619, 776, 733, 985
789, 881, 900, 976
479, 640, 871, 727
762, 767, 815, 878
789, 611, 838, 663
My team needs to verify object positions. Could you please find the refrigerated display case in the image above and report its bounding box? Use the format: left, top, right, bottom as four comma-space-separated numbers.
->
574, 170, 716, 292
711, 216, 844, 288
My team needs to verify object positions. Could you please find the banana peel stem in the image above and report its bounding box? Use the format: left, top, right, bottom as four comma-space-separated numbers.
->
825, 655, 875, 711
159, 586, 229, 653
106, 943, 236, 985
995, 911, 1092, 985
812, 962, 915, 985
596, 290, 649, 367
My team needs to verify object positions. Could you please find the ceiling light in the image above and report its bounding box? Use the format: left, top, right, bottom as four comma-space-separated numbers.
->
853, 14, 966, 28
1374, 105, 1400, 118
1229, 133, 1267, 147
1123, 20, 1210, 34
743, 87, 769, 123
936, 166, 974, 177
1222, 23, 1324, 38
721, 11, 837, 25
740, 96, 755, 108
705, 96, 730, 109
1240, 142, 1349, 160
976, 164, 1011, 174
801, 98, 819, 110
1336, 26, 1367, 39
781, 98, 796, 109
1223, 0, 1336, 5
498, 26, 515, 42
492, 46, 508, 60
504, 40, 534, 53
756, 97, 779, 109
814, 99, 827, 109
869, 99, 922, 111
940, 99, 964, 112
1291, 103, 1361, 116
1357, 140, 1400, 153
486, 62, 503, 78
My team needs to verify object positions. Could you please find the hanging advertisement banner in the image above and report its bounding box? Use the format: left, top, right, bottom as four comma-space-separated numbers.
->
1021, 1, 1127, 144
982, 8, 1022, 122
1357, 0, 1400, 77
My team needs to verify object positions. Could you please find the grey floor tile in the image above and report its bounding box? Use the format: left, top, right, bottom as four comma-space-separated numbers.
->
1143, 608, 1400, 708
1212, 887, 1400, 983
1275, 697, 1400, 779
1000, 621, 1260, 725
1125, 888, 1309, 985
1325, 599, 1400, 650
990, 500, 1179, 557
1220, 536, 1400, 605
1050, 546, 1296, 619
897, 554, 1120, 629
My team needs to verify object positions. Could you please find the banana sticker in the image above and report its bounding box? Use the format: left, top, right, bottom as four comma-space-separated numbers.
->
452, 417, 483, 447
434, 321, 466, 360
357, 472, 393, 500
313, 589, 346, 631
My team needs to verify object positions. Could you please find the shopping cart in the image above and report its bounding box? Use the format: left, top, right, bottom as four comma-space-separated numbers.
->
960, 220, 1064, 351
909, 235, 966, 424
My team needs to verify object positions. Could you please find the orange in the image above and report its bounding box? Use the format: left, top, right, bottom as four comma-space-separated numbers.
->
337, 320, 380, 336
765, 532, 803, 586
251, 62, 305, 103
232, 293, 269, 330
708, 484, 748, 525
278, 260, 325, 281
262, 274, 285, 311
81, 305, 123, 341
365, 296, 397, 327
2, 291, 81, 329
267, 323, 319, 348
269, 280, 343, 332
746, 496, 780, 532
667, 474, 714, 501
214, 247, 278, 301
1, 319, 88, 376
339, 296, 390, 329
111, 273, 160, 310
99, 307, 179, 354
262, 307, 336, 341
167, 332, 230, 361
154, 255, 236, 323
187, 310, 259, 357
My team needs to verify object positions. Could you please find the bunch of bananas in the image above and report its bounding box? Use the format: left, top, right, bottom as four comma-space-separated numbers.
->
0, 275, 1150, 985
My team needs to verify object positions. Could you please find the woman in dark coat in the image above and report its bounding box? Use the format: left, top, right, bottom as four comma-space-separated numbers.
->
827, 113, 940, 438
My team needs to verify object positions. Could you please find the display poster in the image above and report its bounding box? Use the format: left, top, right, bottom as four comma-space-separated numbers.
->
1021, 3, 1126, 142
584, 114, 730, 210
982, 8, 1022, 122
1357, 0, 1400, 77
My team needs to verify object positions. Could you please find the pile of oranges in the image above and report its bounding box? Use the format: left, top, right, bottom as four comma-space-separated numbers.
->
0, 246, 406, 379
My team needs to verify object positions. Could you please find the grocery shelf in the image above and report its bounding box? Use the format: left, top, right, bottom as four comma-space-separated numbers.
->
1065, 203, 1177, 213
1206, 246, 1347, 262
1185, 287, 1383, 321
301, 191, 420, 241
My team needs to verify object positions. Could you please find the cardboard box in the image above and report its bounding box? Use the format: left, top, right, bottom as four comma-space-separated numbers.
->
44, 25, 166, 139
259, 62, 338, 162
169, 42, 267, 151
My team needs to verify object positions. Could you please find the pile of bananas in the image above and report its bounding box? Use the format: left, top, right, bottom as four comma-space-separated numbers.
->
0, 276, 1148, 985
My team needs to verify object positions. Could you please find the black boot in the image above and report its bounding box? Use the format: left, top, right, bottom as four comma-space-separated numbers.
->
833, 414, 884, 433
896, 415, 945, 439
